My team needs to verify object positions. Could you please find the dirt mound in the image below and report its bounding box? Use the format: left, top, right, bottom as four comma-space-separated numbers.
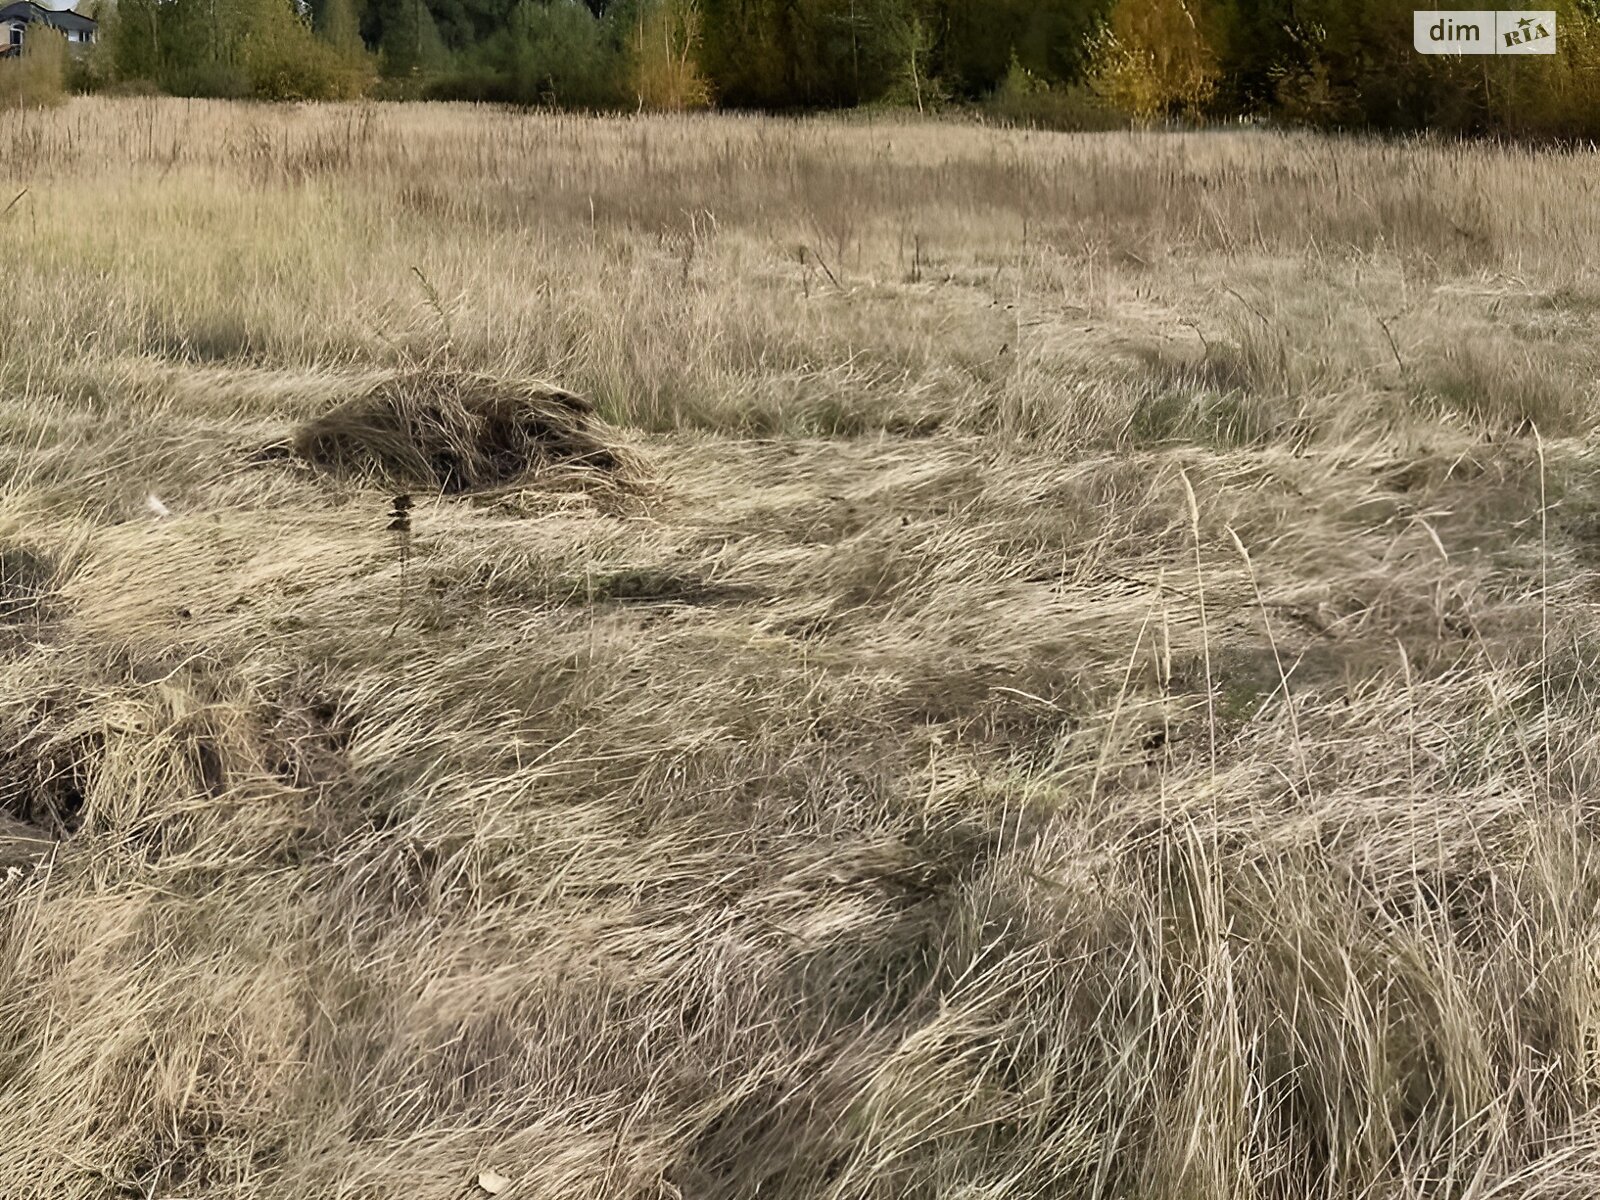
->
293, 371, 647, 494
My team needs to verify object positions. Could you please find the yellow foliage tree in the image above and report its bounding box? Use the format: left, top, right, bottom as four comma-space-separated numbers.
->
1088, 0, 1216, 124
630, 0, 711, 112
1489, 3, 1600, 139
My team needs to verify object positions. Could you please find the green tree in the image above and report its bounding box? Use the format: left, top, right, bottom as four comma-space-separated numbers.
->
240, 0, 372, 97
105, 0, 372, 99
698, 0, 927, 107
317, 0, 367, 54
152, 0, 250, 96
697, 0, 798, 106
314, 0, 378, 94
1267, 0, 1484, 131
105, 0, 163, 85
455, 0, 619, 105
880, 9, 943, 110
379, 0, 450, 79
926, 0, 1109, 96
1204, 0, 1299, 113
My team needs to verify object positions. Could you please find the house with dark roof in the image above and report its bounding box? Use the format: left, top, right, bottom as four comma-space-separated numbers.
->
0, 0, 96, 58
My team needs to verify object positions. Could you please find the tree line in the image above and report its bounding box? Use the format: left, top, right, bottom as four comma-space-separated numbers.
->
19, 0, 1600, 137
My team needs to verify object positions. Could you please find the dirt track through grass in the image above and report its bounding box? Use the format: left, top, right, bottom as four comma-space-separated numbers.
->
1, 99, 1600, 1198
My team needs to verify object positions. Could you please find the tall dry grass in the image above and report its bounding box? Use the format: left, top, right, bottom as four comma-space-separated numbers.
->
0, 98, 1598, 1199
0, 25, 66, 110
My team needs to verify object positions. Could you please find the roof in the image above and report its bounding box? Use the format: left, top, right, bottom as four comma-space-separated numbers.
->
0, 1, 95, 30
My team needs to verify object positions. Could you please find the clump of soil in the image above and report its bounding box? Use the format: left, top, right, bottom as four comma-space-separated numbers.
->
293, 370, 647, 494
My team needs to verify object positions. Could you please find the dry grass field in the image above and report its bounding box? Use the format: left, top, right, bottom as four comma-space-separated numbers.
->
3, 97, 1600, 1199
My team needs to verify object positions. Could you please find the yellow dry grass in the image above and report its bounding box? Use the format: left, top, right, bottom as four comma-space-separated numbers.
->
1, 97, 1600, 1198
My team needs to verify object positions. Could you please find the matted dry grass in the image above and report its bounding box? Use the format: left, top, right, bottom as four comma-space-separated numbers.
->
0, 99, 1598, 1199
291, 369, 647, 493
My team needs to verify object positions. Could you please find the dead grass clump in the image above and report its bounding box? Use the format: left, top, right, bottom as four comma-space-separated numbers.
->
1418, 342, 1589, 435
293, 371, 647, 494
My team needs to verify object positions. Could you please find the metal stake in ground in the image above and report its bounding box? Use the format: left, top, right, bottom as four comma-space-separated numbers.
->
387, 494, 413, 635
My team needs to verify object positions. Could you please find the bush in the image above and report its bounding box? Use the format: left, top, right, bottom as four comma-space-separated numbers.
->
164, 60, 253, 98
65, 30, 115, 93
237, 0, 368, 100
0, 24, 67, 109
97, 76, 163, 96
246, 29, 371, 100
442, 0, 622, 108
985, 51, 1125, 130
878, 12, 948, 113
